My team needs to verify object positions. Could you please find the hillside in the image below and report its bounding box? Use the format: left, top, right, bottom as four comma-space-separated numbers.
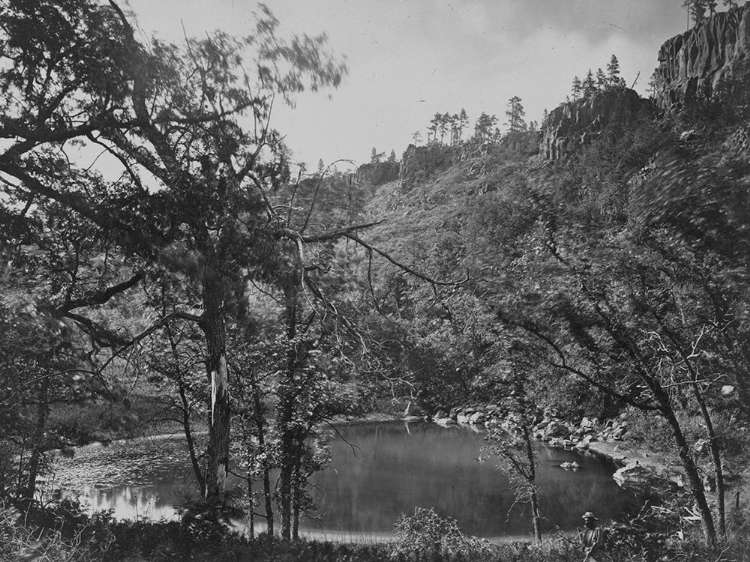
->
341, 7, 750, 555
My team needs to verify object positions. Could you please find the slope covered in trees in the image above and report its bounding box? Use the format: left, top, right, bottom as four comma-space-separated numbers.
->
352, 84, 750, 551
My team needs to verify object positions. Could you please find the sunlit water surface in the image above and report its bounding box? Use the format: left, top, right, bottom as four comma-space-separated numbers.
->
66, 421, 638, 539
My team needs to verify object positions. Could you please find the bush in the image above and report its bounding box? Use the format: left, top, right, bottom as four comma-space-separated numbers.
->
390, 507, 494, 561
0, 499, 115, 562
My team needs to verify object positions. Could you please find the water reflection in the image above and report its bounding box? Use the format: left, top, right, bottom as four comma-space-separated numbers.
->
71, 421, 639, 538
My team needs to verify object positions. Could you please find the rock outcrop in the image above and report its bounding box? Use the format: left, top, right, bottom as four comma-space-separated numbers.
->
399, 144, 459, 188
654, 4, 750, 109
356, 160, 400, 187
540, 89, 644, 160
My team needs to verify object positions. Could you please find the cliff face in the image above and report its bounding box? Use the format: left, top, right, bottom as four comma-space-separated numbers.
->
655, 5, 750, 109
399, 144, 459, 188
541, 89, 644, 161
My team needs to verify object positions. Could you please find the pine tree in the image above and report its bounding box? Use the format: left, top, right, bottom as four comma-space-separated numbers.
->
583, 69, 596, 98
505, 96, 527, 133
412, 130, 422, 146
428, 113, 441, 144
595, 68, 607, 91
607, 54, 622, 89
439, 112, 452, 144
450, 113, 459, 145
458, 108, 469, 143
388, 149, 397, 162
474, 112, 498, 141
571, 76, 582, 100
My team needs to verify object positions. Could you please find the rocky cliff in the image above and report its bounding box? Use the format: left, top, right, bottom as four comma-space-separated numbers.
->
540, 89, 644, 161
355, 160, 400, 187
399, 144, 459, 188
654, 4, 750, 109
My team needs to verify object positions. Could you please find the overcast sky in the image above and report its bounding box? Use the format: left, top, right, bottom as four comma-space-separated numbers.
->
124, 0, 702, 170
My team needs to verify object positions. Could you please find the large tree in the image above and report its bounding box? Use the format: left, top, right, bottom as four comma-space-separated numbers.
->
0, 0, 346, 502
505, 96, 527, 134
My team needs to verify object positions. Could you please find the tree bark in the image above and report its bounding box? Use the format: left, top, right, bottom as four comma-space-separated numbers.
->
691, 380, 725, 537
658, 398, 717, 547
202, 278, 231, 502
178, 381, 206, 498
292, 460, 301, 540
523, 425, 542, 543
26, 375, 50, 499
278, 407, 294, 539
252, 384, 274, 535
278, 263, 300, 539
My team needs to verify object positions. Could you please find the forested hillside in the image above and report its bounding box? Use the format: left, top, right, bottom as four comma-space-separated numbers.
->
343, 51, 750, 552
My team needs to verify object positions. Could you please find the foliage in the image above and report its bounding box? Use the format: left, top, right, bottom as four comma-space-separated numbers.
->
505, 96, 527, 134
391, 507, 494, 561
0, 0, 349, 503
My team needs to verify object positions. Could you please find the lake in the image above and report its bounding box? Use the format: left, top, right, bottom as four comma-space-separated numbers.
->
60, 421, 639, 540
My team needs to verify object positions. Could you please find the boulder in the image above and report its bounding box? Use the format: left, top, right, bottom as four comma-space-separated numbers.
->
580, 416, 596, 428
434, 409, 448, 420
545, 421, 570, 438
435, 417, 456, 427
722, 385, 735, 396
612, 427, 627, 440
469, 412, 486, 425
613, 462, 679, 497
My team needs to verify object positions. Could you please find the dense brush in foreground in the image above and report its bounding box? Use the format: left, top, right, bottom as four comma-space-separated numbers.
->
2, 500, 748, 562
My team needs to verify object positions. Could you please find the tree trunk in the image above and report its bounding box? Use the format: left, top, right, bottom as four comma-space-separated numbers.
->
278, 265, 300, 539
178, 381, 206, 497
202, 279, 231, 502
660, 403, 717, 547
247, 473, 255, 539
26, 375, 50, 499
691, 380, 725, 537
292, 461, 301, 540
523, 425, 542, 543
278, 399, 297, 540
252, 386, 274, 535
263, 466, 274, 535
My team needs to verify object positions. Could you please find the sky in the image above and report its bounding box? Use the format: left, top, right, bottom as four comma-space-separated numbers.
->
122, 0, 703, 171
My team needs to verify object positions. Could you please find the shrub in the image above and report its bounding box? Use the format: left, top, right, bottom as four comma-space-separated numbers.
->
0, 499, 115, 562
390, 507, 494, 561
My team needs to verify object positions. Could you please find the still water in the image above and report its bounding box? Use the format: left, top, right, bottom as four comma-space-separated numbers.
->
70, 421, 638, 539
